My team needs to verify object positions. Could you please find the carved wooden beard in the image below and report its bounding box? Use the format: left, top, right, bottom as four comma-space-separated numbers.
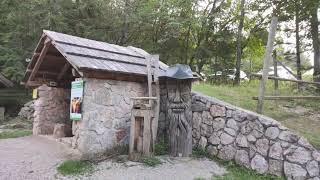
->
166, 79, 192, 157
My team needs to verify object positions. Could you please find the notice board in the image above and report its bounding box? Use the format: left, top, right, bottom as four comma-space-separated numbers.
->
70, 80, 83, 120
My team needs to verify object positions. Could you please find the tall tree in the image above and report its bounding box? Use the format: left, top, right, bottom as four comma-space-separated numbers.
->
310, 1, 320, 82
234, 0, 246, 85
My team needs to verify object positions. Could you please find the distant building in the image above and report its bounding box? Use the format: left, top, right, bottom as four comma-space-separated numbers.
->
257, 66, 297, 80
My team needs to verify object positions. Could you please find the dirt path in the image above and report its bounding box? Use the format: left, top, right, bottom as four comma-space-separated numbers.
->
0, 135, 79, 180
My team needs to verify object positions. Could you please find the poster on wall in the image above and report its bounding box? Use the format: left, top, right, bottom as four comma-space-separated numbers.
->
70, 80, 83, 120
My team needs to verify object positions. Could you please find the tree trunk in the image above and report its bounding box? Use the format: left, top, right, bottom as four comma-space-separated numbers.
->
311, 3, 320, 82
295, 0, 302, 89
257, 16, 278, 114
234, 0, 246, 85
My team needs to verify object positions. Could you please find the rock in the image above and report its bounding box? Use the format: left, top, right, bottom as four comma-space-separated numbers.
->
212, 117, 225, 131
251, 154, 268, 174
192, 102, 208, 112
286, 147, 312, 164
208, 132, 220, 145
269, 142, 283, 160
268, 159, 283, 176
233, 110, 246, 122
280, 141, 291, 148
306, 161, 319, 177
207, 145, 219, 156
218, 145, 236, 160
210, 105, 226, 117
284, 161, 307, 179
200, 123, 213, 137
202, 111, 213, 125
199, 136, 207, 149
224, 128, 236, 137
220, 133, 234, 145
308, 178, 320, 180
256, 138, 269, 157
236, 134, 248, 148
226, 119, 238, 131
312, 151, 320, 162
279, 131, 299, 143
226, 110, 233, 118
246, 134, 256, 142
235, 150, 250, 168
265, 127, 280, 140
298, 137, 314, 150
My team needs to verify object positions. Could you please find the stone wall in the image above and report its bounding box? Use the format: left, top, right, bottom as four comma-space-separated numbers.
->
73, 78, 146, 158
33, 85, 70, 135
192, 92, 320, 179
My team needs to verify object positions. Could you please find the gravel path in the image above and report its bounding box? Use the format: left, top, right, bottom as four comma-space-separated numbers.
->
0, 135, 79, 180
58, 156, 227, 180
0, 136, 226, 180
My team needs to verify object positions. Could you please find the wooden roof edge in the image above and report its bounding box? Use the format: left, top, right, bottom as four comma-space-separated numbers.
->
0, 73, 14, 87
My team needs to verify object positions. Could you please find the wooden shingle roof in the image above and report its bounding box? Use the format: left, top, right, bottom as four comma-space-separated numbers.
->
23, 30, 167, 86
0, 73, 14, 88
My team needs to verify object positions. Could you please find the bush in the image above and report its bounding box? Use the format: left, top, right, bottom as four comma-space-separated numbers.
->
154, 138, 169, 155
57, 160, 93, 176
141, 156, 162, 167
0, 130, 32, 139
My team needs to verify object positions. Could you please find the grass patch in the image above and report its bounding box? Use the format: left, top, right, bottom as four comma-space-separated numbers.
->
57, 160, 93, 176
154, 138, 169, 156
141, 156, 162, 167
215, 160, 284, 180
0, 130, 32, 139
192, 148, 283, 180
193, 81, 320, 149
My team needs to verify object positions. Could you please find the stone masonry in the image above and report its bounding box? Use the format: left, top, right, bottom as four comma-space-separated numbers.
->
192, 92, 320, 179
72, 78, 146, 158
33, 85, 70, 135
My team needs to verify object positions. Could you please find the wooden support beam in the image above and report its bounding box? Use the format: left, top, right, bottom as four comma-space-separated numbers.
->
57, 63, 70, 80
252, 73, 320, 85
257, 16, 278, 114
26, 69, 59, 76
253, 96, 320, 100
28, 38, 51, 82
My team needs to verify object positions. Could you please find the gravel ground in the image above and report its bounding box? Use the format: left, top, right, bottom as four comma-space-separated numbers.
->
58, 156, 226, 180
0, 135, 80, 180
0, 135, 226, 180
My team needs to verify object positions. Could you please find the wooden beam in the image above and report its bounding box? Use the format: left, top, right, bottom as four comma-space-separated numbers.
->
57, 63, 70, 80
274, 58, 298, 79
253, 96, 320, 100
34, 53, 65, 61
257, 16, 278, 114
26, 69, 59, 76
28, 38, 51, 82
252, 73, 320, 85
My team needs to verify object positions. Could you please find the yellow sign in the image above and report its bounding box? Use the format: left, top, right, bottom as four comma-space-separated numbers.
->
32, 89, 38, 99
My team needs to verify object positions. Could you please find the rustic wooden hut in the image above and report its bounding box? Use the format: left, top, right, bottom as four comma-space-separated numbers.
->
0, 73, 14, 120
22, 30, 168, 158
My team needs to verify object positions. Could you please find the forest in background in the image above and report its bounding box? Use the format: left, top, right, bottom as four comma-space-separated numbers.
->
0, 0, 319, 84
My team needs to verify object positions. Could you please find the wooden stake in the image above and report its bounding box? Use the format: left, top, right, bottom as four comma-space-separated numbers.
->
257, 16, 278, 114
273, 52, 279, 95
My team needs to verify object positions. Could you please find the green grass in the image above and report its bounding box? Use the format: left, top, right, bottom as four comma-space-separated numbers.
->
191, 148, 283, 180
154, 138, 169, 156
141, 156, 162, 167
0, 130, 32, 139
57, 160, 93, 176
214, 161, 283, 180
193, 81, 320, 149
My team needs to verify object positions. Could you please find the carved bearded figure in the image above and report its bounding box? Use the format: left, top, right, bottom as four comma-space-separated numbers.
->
166, 79, 192, 157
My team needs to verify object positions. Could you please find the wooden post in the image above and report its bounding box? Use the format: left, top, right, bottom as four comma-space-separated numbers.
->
273, 52, 279, 95
257, 16, 278, 114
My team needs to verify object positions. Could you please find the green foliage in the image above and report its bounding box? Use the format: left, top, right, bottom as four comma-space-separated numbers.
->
192, 147, 210, 158
214, 160, 284, 180
0, 130, 32, 139
57, 160, 93, 176
154, 138, 169, 156
141, 156, 162, 167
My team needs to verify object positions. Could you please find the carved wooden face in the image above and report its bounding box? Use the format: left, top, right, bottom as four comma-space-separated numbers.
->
166, 79, 191, 113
